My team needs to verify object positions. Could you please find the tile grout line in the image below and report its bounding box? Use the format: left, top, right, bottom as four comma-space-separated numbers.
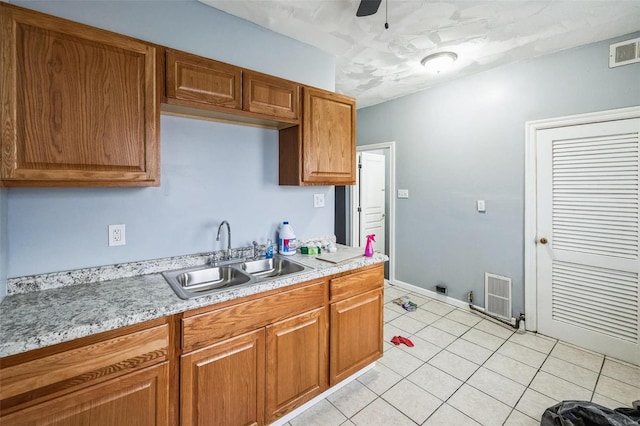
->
385, 292, 471, 425
458, 326, 529, 426
385, 287, 602, 424
590, 354, 607, 403
412, 314, 578, 420
410, 319, 514, 425
321, 285, 634, 425
377, 381, 434, 426
386, 285, 640, 420
503, 338, 560, 424
461, 328, 521, 426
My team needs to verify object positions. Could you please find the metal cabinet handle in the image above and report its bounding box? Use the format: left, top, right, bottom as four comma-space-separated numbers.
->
539, 237, 548, 245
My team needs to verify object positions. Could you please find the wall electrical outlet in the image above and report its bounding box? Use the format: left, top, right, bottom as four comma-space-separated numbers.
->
108, 224, 126, 246
398, 189, 409, 199
313, 193, 325, 208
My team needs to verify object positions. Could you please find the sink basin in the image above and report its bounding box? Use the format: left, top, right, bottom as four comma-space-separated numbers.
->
162, 265, 252, 299
242, 257, 306, 278
162, 256, 311, 299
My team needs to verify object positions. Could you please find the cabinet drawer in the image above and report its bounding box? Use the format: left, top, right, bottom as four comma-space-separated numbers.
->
182, 279, 326, 351
329, 264, 384, 302
0, 324, 169, 408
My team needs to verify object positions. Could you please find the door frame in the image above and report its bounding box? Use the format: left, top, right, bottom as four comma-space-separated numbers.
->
349, 142, 396, 283
524, 106, 640, 332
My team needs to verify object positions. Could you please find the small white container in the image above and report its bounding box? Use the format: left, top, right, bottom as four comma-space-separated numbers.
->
278, 221, 297, 256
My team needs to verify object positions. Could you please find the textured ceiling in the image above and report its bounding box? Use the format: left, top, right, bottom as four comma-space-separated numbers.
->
199, 0, 640, 108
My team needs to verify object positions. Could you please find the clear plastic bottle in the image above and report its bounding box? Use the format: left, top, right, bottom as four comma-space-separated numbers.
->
278, 221, 297, 256
265, 239, 274, 259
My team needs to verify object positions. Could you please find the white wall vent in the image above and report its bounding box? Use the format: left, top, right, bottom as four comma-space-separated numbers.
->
485, 273, 512, 320
609, 37, 640, 68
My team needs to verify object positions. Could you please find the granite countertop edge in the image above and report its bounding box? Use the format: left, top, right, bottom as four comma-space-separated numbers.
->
0, 252, 388, 358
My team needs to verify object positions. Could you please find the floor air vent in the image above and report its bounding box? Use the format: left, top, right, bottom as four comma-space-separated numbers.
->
485, 273, 512, 320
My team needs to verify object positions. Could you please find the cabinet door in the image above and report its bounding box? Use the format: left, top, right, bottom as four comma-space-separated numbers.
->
302, 87, 356, 185
330, 289, 383, 385
0, 4, 159, 187
1, 362, 169, 426
181, 329, 265, 426
166, 48, 242, 110
243, 71, 299, 121
265, 307, 327, 423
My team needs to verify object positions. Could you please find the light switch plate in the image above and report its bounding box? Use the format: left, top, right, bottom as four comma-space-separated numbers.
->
108, 224, 126, 246
477, 200, 486, 212
398, 189, 409, 199
314, 193, 325, 208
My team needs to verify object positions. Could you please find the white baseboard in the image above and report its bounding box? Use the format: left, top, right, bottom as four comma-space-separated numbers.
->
268, 362, 376, 426
391, 279, 519, 327
391, 279, 471, 311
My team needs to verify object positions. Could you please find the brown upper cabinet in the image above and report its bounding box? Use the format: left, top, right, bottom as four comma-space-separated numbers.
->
0, 3, 160, 187
279, 87, 356, 186
243, 70, 299, 121
0, 3, 354, 188
163, 49, 300, 128
165, 48, 242, 111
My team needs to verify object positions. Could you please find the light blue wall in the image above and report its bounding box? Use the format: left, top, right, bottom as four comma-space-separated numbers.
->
357, 33, 640, 317
5, 1, 336, 278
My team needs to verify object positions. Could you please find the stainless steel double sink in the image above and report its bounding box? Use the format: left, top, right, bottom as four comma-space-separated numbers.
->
162, 256, 310, 300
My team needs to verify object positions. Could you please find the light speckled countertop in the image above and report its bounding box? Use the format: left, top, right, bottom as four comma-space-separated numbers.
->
0, 249, 387, 358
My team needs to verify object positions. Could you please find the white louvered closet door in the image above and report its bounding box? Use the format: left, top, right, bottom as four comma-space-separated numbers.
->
536, 118, 640, 365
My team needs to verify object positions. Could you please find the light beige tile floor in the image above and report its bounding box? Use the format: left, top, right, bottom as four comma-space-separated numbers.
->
288, 283, 640, 426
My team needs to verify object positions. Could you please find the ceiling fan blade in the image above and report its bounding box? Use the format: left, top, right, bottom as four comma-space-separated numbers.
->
356, 0, 382, 17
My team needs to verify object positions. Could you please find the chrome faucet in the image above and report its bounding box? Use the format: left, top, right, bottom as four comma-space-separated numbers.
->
252, 241, 259, 259
216, 220, 232, 260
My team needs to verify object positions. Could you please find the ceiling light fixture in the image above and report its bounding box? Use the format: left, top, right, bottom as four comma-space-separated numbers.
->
420, 52, 458, 74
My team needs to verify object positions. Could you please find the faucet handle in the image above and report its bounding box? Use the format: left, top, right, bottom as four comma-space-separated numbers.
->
209, 252, 220, 266
252, 241, 259, 259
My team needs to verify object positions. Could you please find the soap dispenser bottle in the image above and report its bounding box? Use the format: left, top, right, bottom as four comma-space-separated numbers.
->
265, 239, 274, 259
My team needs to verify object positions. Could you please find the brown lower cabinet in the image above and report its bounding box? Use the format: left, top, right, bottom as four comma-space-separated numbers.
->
0, 319, 172, 426
265, 307, 327, 423
0, 264, 384, 426
330, 289, 384, 385
2, 362, 170, 426
328, 265, 385, 386
181, 329, 266, 426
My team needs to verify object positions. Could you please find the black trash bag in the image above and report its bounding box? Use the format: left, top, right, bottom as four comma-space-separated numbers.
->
541, 400, 640, 426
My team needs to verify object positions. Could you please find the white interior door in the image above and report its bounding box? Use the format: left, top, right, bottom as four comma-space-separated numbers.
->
359, 152, 386, 253
536, 117, 640, 365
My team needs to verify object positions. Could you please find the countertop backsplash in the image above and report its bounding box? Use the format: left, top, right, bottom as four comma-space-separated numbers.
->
6, 235, 338, 295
